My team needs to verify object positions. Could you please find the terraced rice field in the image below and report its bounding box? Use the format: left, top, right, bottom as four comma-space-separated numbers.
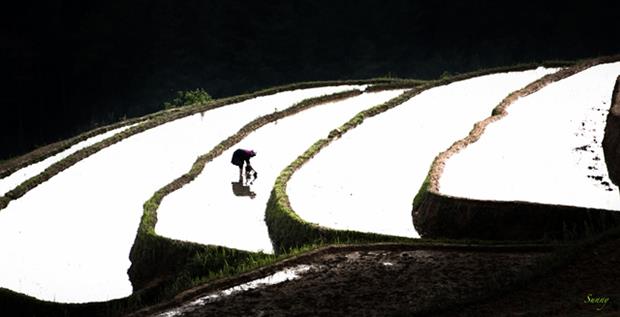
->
440, 62, 620, 211
1, 58, 618, 314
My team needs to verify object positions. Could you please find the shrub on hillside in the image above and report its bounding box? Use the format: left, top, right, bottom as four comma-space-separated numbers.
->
163, 88, 212, 109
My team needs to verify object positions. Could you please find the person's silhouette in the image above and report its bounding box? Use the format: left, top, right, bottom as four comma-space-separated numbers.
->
231, 149, 257, 184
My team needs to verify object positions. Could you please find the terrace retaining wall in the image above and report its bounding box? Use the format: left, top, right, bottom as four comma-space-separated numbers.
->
414, 192, 620, 240
603, 76, 620, 188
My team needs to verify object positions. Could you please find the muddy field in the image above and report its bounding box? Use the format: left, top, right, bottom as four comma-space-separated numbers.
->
436, 236, 620, 316
131, 244, 557, 317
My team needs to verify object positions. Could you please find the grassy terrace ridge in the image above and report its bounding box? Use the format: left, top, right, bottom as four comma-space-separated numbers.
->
0, 78, 409, 211
412, 54, 620, 241
265, 60, 575, 253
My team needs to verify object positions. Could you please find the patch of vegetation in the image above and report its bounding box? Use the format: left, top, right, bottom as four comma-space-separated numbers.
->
163, 88, 213, 110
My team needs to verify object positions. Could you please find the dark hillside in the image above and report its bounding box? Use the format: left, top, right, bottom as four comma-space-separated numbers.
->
2, 0, 620, 159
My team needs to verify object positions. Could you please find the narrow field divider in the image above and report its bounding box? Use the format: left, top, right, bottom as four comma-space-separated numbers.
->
0, 117, 147, 180
364, 79, 427, 92
413, 54, 620, 241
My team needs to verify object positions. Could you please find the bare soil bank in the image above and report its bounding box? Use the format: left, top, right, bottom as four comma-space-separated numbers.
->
436, 235, 620, 316
415, 193, 620, 241
132, 244, 553, 317
127, 234, 620, 317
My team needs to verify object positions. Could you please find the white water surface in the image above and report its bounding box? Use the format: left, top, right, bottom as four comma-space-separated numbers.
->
0, 124, 136, 196
157, 265, 312, 317
156, 90, 405, 253
0, 85, 362, 303
288, 68, 557, 238
440, 62, 620, 210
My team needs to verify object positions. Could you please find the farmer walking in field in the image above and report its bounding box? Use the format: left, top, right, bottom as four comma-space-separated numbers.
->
231, 148, 257, 185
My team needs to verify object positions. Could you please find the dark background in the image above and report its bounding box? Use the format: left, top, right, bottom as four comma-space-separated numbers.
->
2, 0, 620, 160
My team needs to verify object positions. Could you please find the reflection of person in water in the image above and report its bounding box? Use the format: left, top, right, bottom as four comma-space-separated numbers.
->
231, 181, 256, 199
231, 149, 257, 183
